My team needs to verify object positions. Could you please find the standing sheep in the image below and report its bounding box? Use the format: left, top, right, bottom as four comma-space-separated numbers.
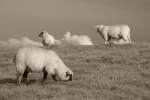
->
13, 46, 73, 85
95, 25, 132, 45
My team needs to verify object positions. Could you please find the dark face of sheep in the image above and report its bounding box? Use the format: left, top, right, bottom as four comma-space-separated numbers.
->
53, 69, 73, 81
39, 32, 44, 38
65, 71, 73, 81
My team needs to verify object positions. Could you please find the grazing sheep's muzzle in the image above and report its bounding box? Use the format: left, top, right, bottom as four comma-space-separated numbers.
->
65, 71, 73, 81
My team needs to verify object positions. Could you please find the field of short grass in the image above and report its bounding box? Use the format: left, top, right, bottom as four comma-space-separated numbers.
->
0, 43, 150, 100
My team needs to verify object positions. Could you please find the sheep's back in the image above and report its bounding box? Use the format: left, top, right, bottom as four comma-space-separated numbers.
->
15, 47, 50, 71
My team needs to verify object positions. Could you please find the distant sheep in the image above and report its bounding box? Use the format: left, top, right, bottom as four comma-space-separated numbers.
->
13, 46, 73, 85
39, 31, 60, 47
95, 25, 132, 45
62, 32, 93, 45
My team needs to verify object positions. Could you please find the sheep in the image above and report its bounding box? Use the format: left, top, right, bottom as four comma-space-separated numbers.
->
62, 32, 93, 45
95, 25, 132, 45
13, 46, 73, 85
39, 31, 60, 47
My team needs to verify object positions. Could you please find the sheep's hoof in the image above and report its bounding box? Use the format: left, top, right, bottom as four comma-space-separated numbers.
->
16, 79, 20, 86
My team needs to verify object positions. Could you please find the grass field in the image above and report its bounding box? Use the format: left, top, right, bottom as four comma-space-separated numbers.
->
0, 43, 150, 100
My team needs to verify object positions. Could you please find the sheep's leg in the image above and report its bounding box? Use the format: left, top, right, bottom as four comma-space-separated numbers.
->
107, 36, 111, 42
41, 68, 48, 85
41, 71, 48, 85
45, 67, 57, 81
43, 71, 48, 81
123, 37, 128, 43
23, 67, 31, 85
16, 72, 23, 86
51, 74, 57, 81
127, 33, 132, 44
122, 33, 129, 43
23, 70, 29, 85
104, 33, 109, 45
16, 73, 19, 85
107, 36, 112, 45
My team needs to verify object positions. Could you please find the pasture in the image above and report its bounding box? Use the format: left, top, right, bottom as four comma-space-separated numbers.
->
0, 43, 150, 100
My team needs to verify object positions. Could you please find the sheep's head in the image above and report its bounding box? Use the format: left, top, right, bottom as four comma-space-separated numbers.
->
39, 31, 45, 38
39, 31, 55, 38
95, 25, 104, 31
65, 71, 73, 81
55, 69, 73, 81
39, 31, 49, 38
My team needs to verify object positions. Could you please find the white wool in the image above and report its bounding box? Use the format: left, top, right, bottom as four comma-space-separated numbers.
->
14, 46, 73, 81
95, 24, 132, 45
62, 32, 93, 45
54, 39, 61, 45
42, 32, 55, 45
0, 37, 43, 48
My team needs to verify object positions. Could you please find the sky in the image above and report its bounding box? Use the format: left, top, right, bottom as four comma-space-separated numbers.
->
0, 0, 150, 43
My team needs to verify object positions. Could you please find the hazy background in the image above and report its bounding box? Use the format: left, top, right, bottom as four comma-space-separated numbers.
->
0, 0, 150, 43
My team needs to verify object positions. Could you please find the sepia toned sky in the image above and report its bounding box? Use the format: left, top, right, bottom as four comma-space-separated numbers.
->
0, 0, 150, 43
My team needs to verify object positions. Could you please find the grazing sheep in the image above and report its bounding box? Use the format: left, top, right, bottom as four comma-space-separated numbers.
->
13, 46, 73, 85
95, 25, 132, 45
39, 31, 60, 47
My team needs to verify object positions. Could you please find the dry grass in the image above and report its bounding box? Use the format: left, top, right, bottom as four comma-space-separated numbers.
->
0, 43, 150, 100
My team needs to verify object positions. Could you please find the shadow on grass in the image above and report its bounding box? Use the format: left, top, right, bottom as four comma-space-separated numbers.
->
0, 78, 16, 84
0, 78, 38, 85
